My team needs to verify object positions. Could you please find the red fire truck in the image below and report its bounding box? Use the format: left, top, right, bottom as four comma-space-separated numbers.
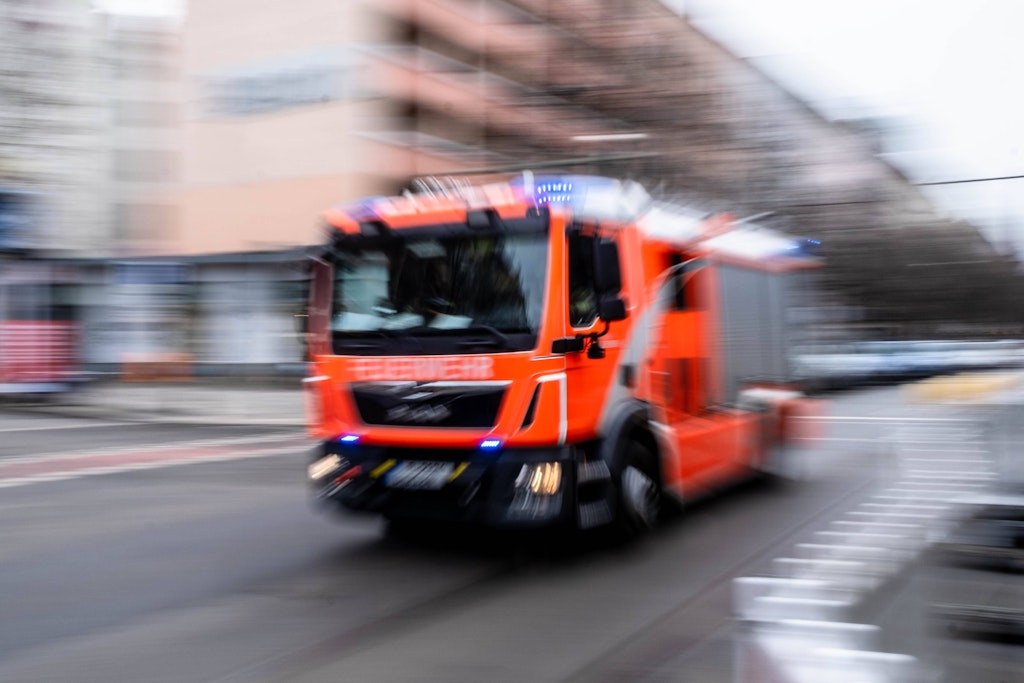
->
304, 175, 820, 532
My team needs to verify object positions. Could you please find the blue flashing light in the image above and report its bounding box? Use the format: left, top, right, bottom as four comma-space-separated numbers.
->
338, 434, 361, 444
479, 438, 502, 451
510, 174, 621, 210
795, 238, 824, 257
534, 181, 574, 206
782, 238, 824, 257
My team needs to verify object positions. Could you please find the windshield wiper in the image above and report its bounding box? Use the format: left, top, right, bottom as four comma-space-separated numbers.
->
333, 328, 423, 349
455, 326, 517, 350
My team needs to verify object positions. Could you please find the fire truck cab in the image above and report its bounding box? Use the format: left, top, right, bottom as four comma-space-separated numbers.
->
304, 175, 819, 531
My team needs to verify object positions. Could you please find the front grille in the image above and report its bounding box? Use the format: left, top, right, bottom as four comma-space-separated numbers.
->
352, 382, 507, 428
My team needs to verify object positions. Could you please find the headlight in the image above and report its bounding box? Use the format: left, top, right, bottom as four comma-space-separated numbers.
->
516, 462, 561, 495
508, 462, 563, 520
308, 454, 345, 480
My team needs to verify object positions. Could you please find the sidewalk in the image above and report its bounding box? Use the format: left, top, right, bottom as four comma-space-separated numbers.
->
5, 380, 307, 426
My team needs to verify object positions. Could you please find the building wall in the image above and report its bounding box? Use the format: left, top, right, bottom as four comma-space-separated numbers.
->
174, 0, 640, 255
0, 0, 106, 255
0, 3, 181, 257
100, 12, 182, 255
177, 0, 401, 254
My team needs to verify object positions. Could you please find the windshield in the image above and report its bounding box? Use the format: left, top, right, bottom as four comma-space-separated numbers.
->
329, 231, 548, 355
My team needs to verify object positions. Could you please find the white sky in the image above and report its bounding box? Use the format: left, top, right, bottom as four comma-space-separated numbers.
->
92, 0, 184, 17
683, 0, 1024, 252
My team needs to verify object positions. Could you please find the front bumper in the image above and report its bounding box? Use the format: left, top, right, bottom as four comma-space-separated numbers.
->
307, 442, 580, 528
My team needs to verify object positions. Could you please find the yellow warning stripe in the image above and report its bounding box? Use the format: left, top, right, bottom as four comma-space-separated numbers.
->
906, 372, 1021, 402
369, 459, 397, 479
448, 462, 470, 482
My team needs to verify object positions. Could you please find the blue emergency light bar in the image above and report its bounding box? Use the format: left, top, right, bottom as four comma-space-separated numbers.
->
512, 174, 621, 209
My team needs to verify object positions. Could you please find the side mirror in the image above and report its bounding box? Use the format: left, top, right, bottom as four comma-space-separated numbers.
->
592, 239, 621, 294
597, 295, 626, 322
551, 336, 586, 354
593, 239, 626, 322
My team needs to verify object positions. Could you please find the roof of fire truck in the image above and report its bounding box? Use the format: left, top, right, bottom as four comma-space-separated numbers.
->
323, 174, 820, 264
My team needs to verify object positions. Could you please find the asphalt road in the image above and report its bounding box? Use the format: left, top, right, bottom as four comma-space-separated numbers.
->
0, 387, 998, 682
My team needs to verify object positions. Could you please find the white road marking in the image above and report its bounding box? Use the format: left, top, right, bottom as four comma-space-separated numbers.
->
0, 432, 308, 466
0, 446, 305, 490
0, 421, 139, 434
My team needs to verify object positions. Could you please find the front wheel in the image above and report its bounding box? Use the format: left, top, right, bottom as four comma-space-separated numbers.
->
618, 442, 662, 534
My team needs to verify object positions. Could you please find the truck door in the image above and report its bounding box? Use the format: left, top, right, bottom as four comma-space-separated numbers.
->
561, 226, 627, 439
649, 259, 723, 484
653, 259, 709, 419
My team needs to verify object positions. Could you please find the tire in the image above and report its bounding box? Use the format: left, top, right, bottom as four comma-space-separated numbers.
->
617, 441, 662, 534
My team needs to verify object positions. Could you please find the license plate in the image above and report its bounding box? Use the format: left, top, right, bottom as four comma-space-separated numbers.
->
386, 461, 453, 490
